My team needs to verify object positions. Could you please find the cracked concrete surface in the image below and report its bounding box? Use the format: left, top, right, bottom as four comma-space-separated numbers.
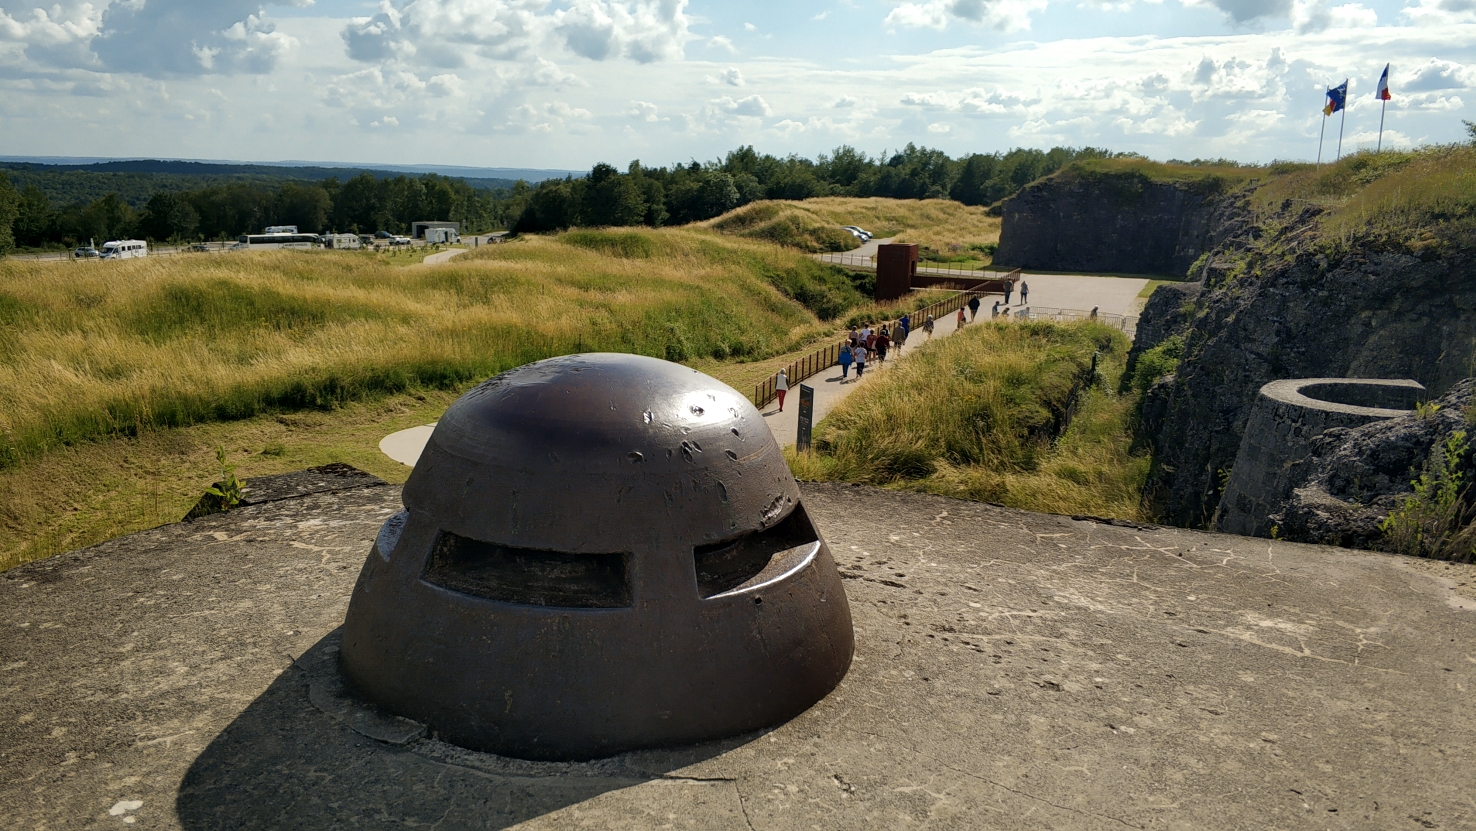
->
2, 481, 1474, 829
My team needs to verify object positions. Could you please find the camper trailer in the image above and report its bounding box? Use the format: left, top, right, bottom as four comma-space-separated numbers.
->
322, 234, 362, 250
100, 240, 148, 260
425, 227, 460, 244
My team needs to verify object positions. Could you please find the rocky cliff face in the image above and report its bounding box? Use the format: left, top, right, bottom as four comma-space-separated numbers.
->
994, 170, 1243, 276
1138, 208, 1476, 528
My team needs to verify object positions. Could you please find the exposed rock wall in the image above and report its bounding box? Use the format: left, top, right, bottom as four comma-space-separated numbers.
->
1138, 212, 1476, 528
1123, 281, 1200, 388
994, 172, 1243, 276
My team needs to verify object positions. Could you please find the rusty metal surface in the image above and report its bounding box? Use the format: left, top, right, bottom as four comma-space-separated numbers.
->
340, 353, 854, 760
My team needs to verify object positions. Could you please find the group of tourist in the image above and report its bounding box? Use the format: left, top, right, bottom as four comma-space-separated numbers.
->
838, 312, 932, 380
772, 282, 1039, 411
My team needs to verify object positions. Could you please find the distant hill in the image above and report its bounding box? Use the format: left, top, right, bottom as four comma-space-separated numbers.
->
0, 157, 581, 208
0, 156, 579, 184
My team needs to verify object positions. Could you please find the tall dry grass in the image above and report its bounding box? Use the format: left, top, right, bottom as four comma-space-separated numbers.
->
789, 320, 1150, 520
704, 197, 1001, 258
0, 228, 858, 467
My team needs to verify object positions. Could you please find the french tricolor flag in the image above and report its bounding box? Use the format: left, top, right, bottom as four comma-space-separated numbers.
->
1376, 63, 1392, 101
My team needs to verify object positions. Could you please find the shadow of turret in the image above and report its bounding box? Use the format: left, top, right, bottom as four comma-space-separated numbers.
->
175, 630, 750, 830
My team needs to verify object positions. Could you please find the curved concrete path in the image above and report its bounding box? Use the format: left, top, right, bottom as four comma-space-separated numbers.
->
377, 274, 1148, 467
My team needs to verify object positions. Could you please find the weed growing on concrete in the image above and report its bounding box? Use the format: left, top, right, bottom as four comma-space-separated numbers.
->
1380, 430, 1476, 563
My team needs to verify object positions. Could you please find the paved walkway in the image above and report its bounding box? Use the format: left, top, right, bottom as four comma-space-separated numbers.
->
758, 272, 1147, 448
378, 272, 1147, 465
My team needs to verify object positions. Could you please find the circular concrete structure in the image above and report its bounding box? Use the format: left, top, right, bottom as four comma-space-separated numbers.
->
340, 353, 854, 760
1217, 377, 1425, 537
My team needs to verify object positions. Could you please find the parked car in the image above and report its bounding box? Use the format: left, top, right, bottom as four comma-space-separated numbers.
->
375, 230, 395, 239
841, 225, 872, 241
73, 247, 101, 258
388, 236, 412, 246
189, 243, 210, 252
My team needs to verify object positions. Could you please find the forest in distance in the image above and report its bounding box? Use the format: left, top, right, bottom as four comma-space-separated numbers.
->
0, 143, 1239, 251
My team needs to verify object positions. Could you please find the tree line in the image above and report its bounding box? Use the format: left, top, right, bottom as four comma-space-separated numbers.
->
510, 144, 1115, 232
1, 142, 1115, 253
0, 172, 516, 250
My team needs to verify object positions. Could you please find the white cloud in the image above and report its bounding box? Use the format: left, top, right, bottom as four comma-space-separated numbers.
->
832, 95, 858, 108
1403, 58, 1473, 90
706, 34, 736, 54
928, 121, 951, 132
627, 99, 667, 121
884, 0, 1048, 31
742, 21, 756, 31
707, 66, 743, 85
0, 0, 299, 75
705, 93, 767, 118
901, 86, 1038, 113
341, 0, 690, 68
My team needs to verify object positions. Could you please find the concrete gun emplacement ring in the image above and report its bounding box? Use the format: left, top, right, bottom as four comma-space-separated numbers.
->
340, 353, 855, 761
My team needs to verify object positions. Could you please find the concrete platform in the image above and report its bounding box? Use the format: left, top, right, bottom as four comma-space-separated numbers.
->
2, 481, 1473, 830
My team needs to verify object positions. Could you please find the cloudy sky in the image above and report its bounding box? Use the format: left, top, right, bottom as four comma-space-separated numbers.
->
0, 0, 1471, 169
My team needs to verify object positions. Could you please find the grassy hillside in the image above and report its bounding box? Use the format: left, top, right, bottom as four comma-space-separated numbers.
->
790, 320, 1148, 520
0, 229, 861, 470
705, 196, 1002, 263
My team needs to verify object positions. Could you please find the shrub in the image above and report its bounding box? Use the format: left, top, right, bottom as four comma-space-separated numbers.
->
1130, 335, 1184, 393
1380, 430, 1476, 562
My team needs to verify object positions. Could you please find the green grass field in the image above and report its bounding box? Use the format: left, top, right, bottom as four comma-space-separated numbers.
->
789, 320, 1149, 520
0, 226, 875, 570
704, 196, 1001, 261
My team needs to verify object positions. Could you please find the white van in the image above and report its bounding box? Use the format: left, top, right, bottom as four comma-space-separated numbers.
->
264, 225, 299, 234
425, 227, 460, 244
100, 240, 148, 260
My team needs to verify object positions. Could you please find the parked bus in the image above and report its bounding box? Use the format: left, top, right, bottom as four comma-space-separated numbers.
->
231, 233, 320, 251
100, 240, 148, 259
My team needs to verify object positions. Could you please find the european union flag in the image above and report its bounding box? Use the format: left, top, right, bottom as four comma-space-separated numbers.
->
1323, 80, 1348, 116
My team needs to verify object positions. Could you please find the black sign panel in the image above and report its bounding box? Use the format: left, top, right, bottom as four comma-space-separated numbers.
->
796, 385, 815, 452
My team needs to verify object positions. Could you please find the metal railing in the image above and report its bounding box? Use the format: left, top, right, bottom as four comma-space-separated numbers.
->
1006, 305, 1139, 335
814, 251, 1018, 280
753, 282, 993, 408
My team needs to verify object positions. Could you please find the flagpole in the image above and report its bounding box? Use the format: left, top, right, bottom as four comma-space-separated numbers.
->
1377, 99, 1386, 153
1317, 113, 1326, 166
1336, 105, 1346, 161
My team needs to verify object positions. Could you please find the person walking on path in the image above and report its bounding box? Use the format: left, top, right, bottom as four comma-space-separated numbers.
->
1020, 281, 1029, 305
865, 328, 877, 351
893, 322, 907, 354
1004, 280, 1013, 305
875, 328, 891, 363
992, 300, 1000, 319
775, 368, 789, 412
848, 328, 860, 347
923, 315, 935, 338
859, 324, 872, 346
854, 345, 868, 377
838, 343, 854, 378
900, 313, 911, 338
957, 306, 967, 327
968, 295, 981, 321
